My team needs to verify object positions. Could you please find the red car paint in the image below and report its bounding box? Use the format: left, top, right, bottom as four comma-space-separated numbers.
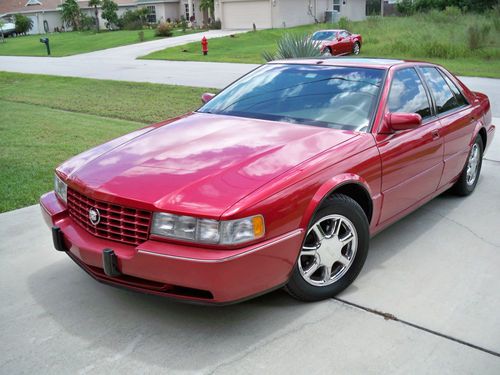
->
312, 29, 362, 56
40, 58, 495, 304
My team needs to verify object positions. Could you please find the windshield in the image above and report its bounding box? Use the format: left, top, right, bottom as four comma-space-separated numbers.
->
312, 31, 336, 41
198, 64, 385, 132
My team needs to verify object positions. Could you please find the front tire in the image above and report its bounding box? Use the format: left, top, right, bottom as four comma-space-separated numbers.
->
452, 135, 483, 196
285, 194, 369, 302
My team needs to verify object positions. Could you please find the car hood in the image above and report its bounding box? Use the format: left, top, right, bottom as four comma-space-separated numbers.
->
61, 113, 357, 218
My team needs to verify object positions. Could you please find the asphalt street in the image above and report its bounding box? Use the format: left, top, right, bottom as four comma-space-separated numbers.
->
1, 37, 500, 373
0, 29, 255, 90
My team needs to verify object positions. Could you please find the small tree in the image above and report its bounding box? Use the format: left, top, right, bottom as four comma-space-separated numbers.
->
14, 14, 34, 35
61, 0, 82, 30
88, 0, 101, 31
199, 0, 215, 27
0, 19, 5, 42
136, 7, 149, 25
101, 0, 118, 29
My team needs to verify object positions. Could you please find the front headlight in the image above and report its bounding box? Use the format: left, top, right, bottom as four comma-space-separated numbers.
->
54, 174, 67, 204
151, 213, 264, 245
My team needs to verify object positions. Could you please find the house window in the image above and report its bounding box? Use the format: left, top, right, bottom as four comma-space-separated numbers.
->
147, 5, 156, 23
333, 0, 341, 12
26, 0, 42, 5
184, 3, 195, 20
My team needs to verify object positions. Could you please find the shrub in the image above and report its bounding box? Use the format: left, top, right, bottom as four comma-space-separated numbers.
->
443, 5, 461, 19
155, 22, 173, 37
338, 17, 351, 31
118, 7, 149, 30
14, 14, 33, 34
209, 19, 221, 30
101, 0, 118, 29
366, 0, 381, 15
262, 33, 322, 62
415, 0, 447, 12
422, 40, 465, 58
414, 0, 498, 13
179, 16, 188, 32
467, 24, 490, 50
80, 13, 96, 31
493, 18, 500, 32
397, 0, 415, 16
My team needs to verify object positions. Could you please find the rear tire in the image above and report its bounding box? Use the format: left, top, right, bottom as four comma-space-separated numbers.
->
285, 194, 369, 302
452, 135, 483, 196
353, 42, 361, 55
322, 47, 333, 56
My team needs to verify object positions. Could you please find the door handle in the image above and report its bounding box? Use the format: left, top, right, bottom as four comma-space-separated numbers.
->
431, 129, 440, 140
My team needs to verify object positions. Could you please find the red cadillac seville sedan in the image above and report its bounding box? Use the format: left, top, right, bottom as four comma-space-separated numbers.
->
40, 58, 495, 304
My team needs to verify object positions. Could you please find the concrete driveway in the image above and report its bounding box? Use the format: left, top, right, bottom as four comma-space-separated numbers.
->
1, 118, 499, 373
1, 147, 500, 374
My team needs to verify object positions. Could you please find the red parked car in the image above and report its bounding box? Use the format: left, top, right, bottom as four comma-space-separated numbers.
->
41, 58, 495, 304
311, 29, 362, 56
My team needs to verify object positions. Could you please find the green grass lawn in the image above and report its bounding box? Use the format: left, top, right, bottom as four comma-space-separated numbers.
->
0, 72, 213, 212
142, 12, 500, 78
0, 29, 199, 57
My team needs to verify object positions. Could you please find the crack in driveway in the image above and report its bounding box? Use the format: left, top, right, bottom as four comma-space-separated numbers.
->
334, 298, 500, 359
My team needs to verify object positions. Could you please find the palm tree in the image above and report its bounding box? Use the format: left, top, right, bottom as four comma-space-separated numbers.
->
88, 0, 101, 31
199, 0, 214, 27
60, 0, 82, 30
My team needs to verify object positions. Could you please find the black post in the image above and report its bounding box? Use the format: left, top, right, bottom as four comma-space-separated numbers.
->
40, 38, 50, 55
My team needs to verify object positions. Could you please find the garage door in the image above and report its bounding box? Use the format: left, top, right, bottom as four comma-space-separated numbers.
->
222, 0, 272, 29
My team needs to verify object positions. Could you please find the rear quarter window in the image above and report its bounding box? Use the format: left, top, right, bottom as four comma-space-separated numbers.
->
439, 70, 468, 107
420, 67, 460, 114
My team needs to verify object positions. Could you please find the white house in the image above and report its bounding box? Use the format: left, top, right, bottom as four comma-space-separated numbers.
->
0, 0, 366, 34
0, 0, 205, 34
214, 0, 367, 30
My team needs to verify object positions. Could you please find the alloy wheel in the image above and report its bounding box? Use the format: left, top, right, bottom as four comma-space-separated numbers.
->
298, 214, 358, 286
353, 43, 360, 55
466, 143, 480, 185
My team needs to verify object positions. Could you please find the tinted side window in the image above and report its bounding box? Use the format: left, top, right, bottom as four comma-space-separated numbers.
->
440, 70, 468, 107
420, 67, 459, 114
388, 68, 431, 119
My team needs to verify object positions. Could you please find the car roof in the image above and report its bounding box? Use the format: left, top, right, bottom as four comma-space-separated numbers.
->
269, 57, 423, 69
313, 29, 343, 33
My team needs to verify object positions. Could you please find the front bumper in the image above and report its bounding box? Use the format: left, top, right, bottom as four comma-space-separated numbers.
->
40, 191, 304, 304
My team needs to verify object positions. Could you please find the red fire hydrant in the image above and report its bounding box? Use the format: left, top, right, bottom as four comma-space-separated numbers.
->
201, 36, 208, 56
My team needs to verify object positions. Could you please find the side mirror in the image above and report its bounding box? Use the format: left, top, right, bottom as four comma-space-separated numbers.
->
201, 92, 215, 104
384, 112, 422, 132
337, 36, 343, 41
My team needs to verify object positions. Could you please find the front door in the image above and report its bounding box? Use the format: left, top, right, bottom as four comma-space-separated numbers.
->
337, 30, 352, 54
376, 67, 444, 224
